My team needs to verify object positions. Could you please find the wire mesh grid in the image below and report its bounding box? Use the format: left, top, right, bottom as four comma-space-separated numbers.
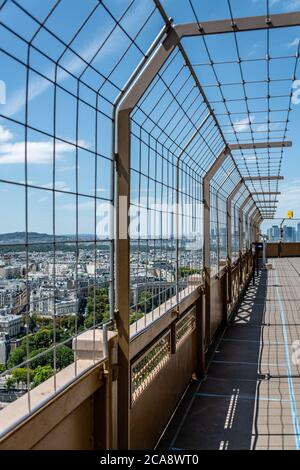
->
0, 0, 298, 432
0, 0, 165, 429
178, 0, 298, 212
129, 47, 208, 335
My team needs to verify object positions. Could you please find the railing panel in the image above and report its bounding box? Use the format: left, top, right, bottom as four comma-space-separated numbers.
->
130, 303, 199, 449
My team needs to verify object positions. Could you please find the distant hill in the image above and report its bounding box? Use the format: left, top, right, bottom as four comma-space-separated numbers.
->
0, 232, 95, 244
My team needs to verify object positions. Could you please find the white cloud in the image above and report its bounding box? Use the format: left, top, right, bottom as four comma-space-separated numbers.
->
37, 197, 49, 203
288, 38, 300, 49
0, 124, 13, 143
252, 0, 300, 10
243, 155, 257, 162
255, 123, 268, 132
247, 43, 261, 57
275, 179, 300, 217
0, 124, 86, 165
233, 116, 255, 133
61, 200, 94, 211
57, 165, 76, 172
0, 140, 76, 165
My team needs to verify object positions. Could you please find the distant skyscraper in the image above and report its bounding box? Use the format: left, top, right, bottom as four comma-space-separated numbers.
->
297, 223, 300, 242
271, 225, 279, 241
284, 226, 296, 242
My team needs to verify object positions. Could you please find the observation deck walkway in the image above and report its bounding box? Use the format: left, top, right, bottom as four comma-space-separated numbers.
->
158, 258, 300, 450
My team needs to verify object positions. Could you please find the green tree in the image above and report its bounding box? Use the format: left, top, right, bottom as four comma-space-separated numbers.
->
28, 348, 52, 369
84, 287, 110, 328
55, 345, 73, 369
130, 311, 144, 324
138, 290, 152, 313
32, 366, 53, 388
27, 328, 53, 350
178, 267, 201, 278
11, 368, 33, 386
29, 345, 73, 370
7, 345, 26, 369
28, 314, 37, 333
5, 376, 16, 390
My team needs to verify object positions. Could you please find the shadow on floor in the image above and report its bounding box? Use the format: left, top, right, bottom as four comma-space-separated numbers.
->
156, 268, 280, 450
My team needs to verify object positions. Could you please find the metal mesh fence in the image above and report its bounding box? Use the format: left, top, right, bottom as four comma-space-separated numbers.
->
0, 0, 296, 434
0, 0, 165, 430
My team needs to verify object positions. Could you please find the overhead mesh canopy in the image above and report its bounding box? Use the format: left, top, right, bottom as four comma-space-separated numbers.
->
160, 0, 299, 214
0, 0, 297, 218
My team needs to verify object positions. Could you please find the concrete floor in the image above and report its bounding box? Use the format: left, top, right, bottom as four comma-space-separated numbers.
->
158, 258, 300, 450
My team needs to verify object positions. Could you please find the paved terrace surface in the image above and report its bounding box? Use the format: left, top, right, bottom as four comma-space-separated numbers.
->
158, 258, 300, 450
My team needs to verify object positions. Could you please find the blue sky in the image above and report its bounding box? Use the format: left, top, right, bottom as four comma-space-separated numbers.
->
0, 0, 300, 236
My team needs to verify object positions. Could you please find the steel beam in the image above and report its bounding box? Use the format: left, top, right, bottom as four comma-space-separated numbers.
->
260, 212, 276, 213
229, 141, 292, 150
174, 13, 300, 37
243, 176, 283, 181
253, 192, 281, 195
256, 200, 279, 203
240, 195, 252, 211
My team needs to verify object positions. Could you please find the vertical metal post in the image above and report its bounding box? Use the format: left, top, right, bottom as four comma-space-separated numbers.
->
115, 107, 131, 450
203, 146, 229, 345
239, 207, 243, 256
226, 180, 245, 306
262, 238, 266, 265
226, 180, 244, 265
114, 24, 180, 450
